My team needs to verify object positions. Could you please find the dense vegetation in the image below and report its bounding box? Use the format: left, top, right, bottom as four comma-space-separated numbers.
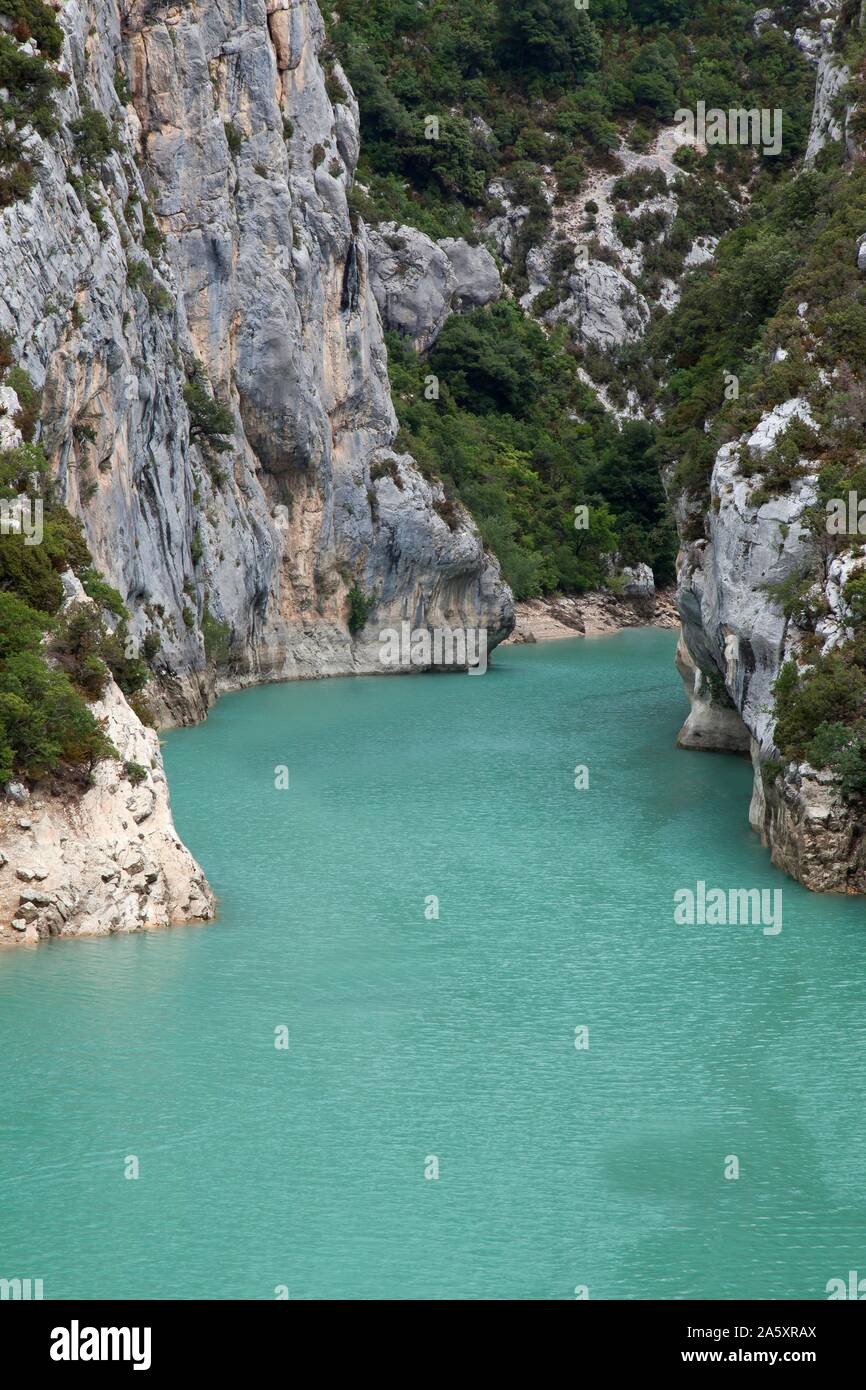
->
387, 302, 674, 596
329, 0, 817, 601
619, 161, 866, 511
0, 0, 66, 206
334, 0, 815, 242
0, 426, 149, 785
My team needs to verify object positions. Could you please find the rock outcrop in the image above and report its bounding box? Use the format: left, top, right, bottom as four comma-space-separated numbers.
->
366, 223, 455, 351
674, 399, 866, 891
0, 585, 214, 945
439, 237, 501, 311
672, 4, 866, 892
803, 4, 854, 165
548, 258, 650, 351
366, 222, 501, 349
0, 0, 513, 941
676, 405, 819, 754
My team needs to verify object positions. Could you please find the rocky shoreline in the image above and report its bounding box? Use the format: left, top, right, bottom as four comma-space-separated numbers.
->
505, 587, 678, 644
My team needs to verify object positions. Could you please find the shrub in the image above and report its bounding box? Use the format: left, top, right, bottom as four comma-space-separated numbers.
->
553, 154, 585, 197
141, 204, 165, 258
100, 621, 149, 698
346, 586, 373, 634
4, 365, 41, 441
0, 1, 64, 59
0, 652, 115, 779
114, 66, 132, 106
0, 26, 65, 208
71, 105, 121, 171
202, 605, 231, 663
80, 568, 127, 618
183, 366, 234, 453
612, 166, 667, 208
325, 68, 347, 105
0, 589, 52, 660
126, 259, 173, 313
0, 530, 64, 613
758, 570, 821, 625
804, 720, 866, 799
774, 655, 866, 761
52, 603, 110, 697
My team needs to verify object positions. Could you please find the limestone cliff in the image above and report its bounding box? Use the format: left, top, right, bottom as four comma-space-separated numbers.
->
2, 0, 512, 716
0, 0, 513, 941
674, 3, 866, 893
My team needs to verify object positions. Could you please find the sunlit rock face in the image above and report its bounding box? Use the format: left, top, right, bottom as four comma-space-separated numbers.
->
0, 0, 513, 938
0, 0, 513, 726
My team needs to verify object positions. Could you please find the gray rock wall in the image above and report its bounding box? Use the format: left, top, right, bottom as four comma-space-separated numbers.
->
0, 0, 513, 939
0, 0, 513, 730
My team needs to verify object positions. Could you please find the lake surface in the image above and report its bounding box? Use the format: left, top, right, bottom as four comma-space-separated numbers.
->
2, 630, 866, 1300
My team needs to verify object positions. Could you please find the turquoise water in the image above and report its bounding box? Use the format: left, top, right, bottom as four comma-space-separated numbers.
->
2, 630, 866, 1300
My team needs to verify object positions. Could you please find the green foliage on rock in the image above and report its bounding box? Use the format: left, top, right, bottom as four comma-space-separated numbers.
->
774, 654, 866, 766
0, 0, 65, 207
385, 301, 675, 598
0, 436, 149, 783
804, 720, 866, 800
331, 0, 814, 242
183, 366, 235, 454
639, 161, 866, 505
70, 105, 121, 171
346, 587, 373, 634
202, 605, 232, 664
0, 600, 116, 783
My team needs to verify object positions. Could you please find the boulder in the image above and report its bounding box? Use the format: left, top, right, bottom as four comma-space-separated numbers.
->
367, 223, 455, 351
438, 238, 501, 310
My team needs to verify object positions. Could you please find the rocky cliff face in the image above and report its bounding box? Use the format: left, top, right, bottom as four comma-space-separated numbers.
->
803, 4, 854, 165
2, 0, 512, 718
0, 0, 513, 941
672, 5, 866, 893
0, 579, 214, 944
675, 398, 866, 893
366, 223, 501, 351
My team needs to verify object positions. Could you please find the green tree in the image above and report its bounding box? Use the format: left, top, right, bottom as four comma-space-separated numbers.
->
498, 0, 602, 78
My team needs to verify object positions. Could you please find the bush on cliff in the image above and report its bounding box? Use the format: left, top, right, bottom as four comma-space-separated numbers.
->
0, 596, 116, 783
0, 0, 66, 208
773, 654, 866, 764
0, 440, 138, 783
